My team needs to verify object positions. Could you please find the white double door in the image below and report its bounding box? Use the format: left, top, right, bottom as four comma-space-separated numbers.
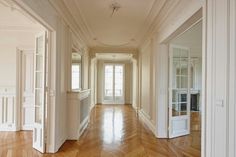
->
169, 45, 191, 138
103, 64, 124, 104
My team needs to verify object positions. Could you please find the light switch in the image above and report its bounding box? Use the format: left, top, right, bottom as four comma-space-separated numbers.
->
216, 99, 224, 107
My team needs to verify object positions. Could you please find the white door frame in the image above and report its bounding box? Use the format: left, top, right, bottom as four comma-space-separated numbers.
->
16, 49, 35, 131
156, 8, 205, 156
13, 1, 55, 153
102, 63, 125, 104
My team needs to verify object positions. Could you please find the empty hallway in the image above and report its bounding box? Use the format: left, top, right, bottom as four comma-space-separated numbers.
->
0, 105, 200, 157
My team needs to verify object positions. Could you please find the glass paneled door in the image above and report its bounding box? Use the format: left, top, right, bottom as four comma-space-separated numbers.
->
169, 45, 190, 138
33, 31, 47, 153
103, 64, 124, 104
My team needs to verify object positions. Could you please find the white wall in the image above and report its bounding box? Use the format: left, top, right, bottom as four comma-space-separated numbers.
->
0, 31, 37, 87
0, 30, 39, 131
97, 60, 132, 104
132, 59, 138, 109
139, 42, 151, 117
206, 0, 236, 156
138, 1, 203, 137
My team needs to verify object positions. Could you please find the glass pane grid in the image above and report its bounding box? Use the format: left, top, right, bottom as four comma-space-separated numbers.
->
172, 47, 189, 117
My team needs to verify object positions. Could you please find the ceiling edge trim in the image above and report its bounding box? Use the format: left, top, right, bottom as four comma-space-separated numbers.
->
48, 0, 89, 47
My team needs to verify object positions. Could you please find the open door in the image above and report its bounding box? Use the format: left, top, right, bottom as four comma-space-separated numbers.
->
169, 45, 190, 138
33, 31, 47, 153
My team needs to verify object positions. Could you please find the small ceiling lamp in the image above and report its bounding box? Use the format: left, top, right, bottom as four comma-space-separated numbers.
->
110, 2, 121, 17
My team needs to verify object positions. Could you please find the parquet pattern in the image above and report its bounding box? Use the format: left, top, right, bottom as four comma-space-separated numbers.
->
0, 105, 201, 157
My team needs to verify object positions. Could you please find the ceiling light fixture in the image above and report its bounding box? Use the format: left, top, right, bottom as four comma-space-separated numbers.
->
110, 2, 121, 17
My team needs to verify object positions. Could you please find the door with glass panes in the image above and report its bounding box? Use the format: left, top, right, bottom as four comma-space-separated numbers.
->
103, 64, 124, 104
169, 45, 190, 138
33, 31, 48, 153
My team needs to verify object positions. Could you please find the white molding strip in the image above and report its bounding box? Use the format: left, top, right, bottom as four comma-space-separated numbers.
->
138, 109, 157, 137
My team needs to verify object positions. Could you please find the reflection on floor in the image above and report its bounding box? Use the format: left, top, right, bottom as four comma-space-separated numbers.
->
0, 105, 201, 157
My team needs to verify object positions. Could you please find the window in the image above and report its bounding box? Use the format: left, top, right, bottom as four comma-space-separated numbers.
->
71, 64, 80, 90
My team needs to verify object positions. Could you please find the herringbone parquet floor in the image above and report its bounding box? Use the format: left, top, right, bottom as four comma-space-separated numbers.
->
0, 105, 201, 157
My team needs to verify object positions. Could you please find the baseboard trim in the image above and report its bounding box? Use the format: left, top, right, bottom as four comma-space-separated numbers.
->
21, 125, 33, 131
79, 116, 89, 138
138, 110, 157, 137
0, 125, 18, 131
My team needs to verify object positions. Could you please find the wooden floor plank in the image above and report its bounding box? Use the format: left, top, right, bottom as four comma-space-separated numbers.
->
0, 105, 200, 157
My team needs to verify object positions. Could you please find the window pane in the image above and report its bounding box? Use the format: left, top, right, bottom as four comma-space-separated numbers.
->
115, 65, 123, 97
35, 106, 42, 124
104, 65, 113, 96
72, 64, 80, 90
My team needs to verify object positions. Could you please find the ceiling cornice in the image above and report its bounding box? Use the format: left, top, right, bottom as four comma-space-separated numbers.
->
138, 0, 180, 48
90, 46, 138, 54
48, 0, 89, 48
65, 0, 95, 46
139, 0, 203, 48
0, 25, 42, 32
134, 0, 166, 45
62, 0, 168, 49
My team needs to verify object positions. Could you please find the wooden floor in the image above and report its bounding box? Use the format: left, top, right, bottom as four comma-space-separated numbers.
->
0, 105, 201, 157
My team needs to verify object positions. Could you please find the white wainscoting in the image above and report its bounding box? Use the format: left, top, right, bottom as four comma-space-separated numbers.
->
67, 89, 91, 140
0, 87, 17, 131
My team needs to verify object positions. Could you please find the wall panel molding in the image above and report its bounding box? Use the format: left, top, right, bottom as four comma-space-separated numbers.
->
0, 87, 16, 131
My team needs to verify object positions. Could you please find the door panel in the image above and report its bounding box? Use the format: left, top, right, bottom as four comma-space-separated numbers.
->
114, 65, 124, 102
33, 31, 47, 153
103, 64, 124, 104
104, 65, 114, 102
169, 45, 190, 138
21, 51, 34, 130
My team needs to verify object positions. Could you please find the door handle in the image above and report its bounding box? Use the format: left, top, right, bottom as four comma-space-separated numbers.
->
216, 99, 224, 107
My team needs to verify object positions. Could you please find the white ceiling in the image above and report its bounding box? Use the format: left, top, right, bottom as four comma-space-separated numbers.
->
63, 0, 166, 49
171, 21, 202, 57
0, 0, 44, 31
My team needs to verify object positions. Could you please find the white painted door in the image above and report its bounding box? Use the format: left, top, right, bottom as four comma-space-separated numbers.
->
103, 64, 124, 104
33, 32, 47, 153
169, 45, 190, 138
21, 50, 34, 130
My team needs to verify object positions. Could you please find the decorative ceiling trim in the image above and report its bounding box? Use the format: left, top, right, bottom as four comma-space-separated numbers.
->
48, 0, 89, 48
0, 25, 42, 31
90, 46, 138, 54
94, 40, 133, 47
138, 0, 180, 48
64, 0, 168, 48
64, 0, 95, 46
139, 0, 203, 48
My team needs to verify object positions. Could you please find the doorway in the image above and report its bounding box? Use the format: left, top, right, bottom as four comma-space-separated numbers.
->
103, 64, 124, 104
0, 1, 49, 153
168, 20, 202, 151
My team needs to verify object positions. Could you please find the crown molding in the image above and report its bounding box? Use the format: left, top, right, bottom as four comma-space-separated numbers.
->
62, 0, 168, 49
138, 0, 180, 48
65, 0, 95, 46
90, 46, 138, 54
48, 0, 89, 48
0, 25, 42, 32
139, 0, 203, 48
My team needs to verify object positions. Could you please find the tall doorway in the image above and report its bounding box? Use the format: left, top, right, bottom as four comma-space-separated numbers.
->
0, 0, 49, 153
168, 20, 202, 153
103, 64, 124, 104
